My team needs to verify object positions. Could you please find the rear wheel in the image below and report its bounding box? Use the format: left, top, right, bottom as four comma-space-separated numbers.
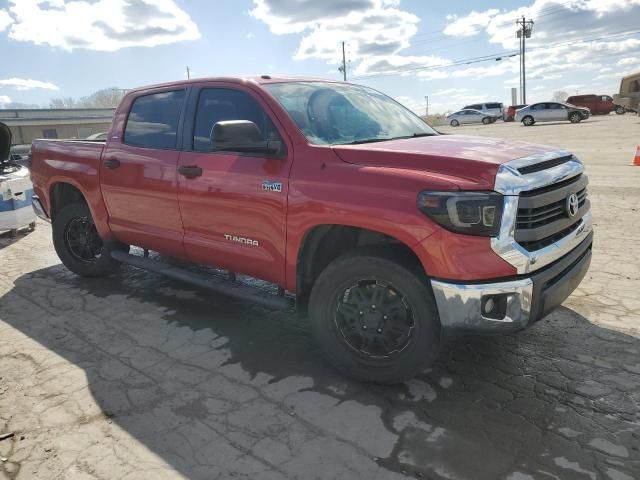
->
569, 112, 582, 123
615, 105, 626, 115
522, 116, 534, 126
308, 249, 440, 384
52, 202, 126, 277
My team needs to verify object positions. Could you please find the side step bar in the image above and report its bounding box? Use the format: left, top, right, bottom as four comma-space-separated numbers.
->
110, 250, 294, 310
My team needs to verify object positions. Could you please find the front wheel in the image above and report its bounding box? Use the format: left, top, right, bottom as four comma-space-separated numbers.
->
450, 119, 459, 127
615, 105, 626, 115
308, 249, 440, 384
569, 112, 582, 123
522, 116, 534, 126
482, 117, 491, 125
52, 202, 126, 277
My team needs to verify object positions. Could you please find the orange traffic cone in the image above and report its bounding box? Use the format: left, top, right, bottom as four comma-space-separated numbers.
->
633, 146, 640, 166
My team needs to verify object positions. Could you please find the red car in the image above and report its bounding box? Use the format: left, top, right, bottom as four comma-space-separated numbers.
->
566, 94, 621, 115
505, 104, 528, 122
29, 77, 593, 383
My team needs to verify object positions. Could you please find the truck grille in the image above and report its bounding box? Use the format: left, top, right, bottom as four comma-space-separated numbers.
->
515, 174, 589, 252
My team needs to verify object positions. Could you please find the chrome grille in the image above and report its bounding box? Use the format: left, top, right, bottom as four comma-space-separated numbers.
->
515, 174, 589, 252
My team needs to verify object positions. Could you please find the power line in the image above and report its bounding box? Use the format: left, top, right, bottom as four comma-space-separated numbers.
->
351, 27, 640, 81
352, 50, 520, 80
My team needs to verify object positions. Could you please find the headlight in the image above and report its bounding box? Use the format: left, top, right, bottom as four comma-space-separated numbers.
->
417, 191, 503, 236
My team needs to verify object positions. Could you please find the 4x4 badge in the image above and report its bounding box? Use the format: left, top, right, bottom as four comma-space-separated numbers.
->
262, 181, 282, 192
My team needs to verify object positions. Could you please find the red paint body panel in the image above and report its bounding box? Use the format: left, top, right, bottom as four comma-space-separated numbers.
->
30, 76, 552, 294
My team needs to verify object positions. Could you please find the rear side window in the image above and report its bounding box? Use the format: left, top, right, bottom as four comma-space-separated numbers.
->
486, 103, 502, 109
124, 90, 186, 149
193, 88, 280, 152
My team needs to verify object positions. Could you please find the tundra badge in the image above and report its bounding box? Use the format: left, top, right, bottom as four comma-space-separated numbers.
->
224, 234, 259, 247
262, 181, 282, 192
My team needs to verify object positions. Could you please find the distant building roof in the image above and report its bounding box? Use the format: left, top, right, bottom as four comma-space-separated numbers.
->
0, 108, 115, 127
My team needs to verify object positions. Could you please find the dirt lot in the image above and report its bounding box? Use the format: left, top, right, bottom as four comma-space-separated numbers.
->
1, 114, 639, 480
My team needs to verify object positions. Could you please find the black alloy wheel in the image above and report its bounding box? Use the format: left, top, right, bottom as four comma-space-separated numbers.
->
335, 280, 414, 358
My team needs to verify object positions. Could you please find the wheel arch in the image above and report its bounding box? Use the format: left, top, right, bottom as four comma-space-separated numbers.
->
49, 181, 88, 221
295, 224, 427, 312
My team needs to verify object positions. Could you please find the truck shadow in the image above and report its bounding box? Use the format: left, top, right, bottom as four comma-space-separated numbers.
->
2, 264, 639, 479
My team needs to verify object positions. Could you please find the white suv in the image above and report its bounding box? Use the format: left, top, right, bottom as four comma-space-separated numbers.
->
463, 102, 504, 121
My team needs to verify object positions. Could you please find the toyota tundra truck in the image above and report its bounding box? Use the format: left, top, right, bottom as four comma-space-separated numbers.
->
30, 77, 593, 383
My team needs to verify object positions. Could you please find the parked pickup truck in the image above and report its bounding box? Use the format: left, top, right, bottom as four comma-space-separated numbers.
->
30, 77, 594, 383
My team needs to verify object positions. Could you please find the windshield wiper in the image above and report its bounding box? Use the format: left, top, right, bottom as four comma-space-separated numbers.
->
337, 132, 437, 145
391, 132, 438, 140
338, 138, 393, 145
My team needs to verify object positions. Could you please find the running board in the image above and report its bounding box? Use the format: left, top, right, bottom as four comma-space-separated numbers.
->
110, 250, 294, 310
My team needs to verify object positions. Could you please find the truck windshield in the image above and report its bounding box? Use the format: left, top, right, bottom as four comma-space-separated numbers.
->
264, 82, 436, 145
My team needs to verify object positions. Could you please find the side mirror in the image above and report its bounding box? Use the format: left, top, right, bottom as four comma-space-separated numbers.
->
211, 120, 282, 155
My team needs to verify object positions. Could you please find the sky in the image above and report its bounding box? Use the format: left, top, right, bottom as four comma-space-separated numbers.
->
0, 0, 639, 114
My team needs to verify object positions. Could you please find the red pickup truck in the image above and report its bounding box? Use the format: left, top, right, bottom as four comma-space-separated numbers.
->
30, 77, 593, 383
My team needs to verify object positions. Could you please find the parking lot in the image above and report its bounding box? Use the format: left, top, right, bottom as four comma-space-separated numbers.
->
1, 114, 639, 479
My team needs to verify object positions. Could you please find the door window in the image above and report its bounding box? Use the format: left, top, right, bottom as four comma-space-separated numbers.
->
124, 90, 186, 149
42, 128, 58, 139
193, 88, 280, 152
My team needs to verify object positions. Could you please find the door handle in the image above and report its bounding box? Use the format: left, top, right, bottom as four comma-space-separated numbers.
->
104, 157, 120, 169
178, 165, 203, 178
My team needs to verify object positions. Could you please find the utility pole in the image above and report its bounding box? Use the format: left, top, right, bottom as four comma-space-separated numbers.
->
186, 66, 191, 79
338, 42, 347, 81
425, 96, 429, 117
516, 16, 534, 104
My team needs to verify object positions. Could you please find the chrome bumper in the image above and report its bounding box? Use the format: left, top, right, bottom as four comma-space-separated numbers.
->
432, 233, 592, 335
431, 278, 533, 334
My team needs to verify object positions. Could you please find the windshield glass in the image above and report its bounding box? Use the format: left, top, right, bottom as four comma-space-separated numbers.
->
264, 82, 436, 145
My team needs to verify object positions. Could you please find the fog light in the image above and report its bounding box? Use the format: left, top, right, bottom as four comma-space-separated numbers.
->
483, 297, 495, 315
481, 294, 509, 320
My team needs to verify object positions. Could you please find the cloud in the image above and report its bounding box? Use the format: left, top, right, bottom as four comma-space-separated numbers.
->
0, 95, 11, 106
250, 0, 427, 74
443, 9, 499, 37
4, 0, 200, 51
445, 1, 640, 49
0, 78, 59, 91
0, 9, 11, 31
355, 54, 448, 76
618, 56, 640, 65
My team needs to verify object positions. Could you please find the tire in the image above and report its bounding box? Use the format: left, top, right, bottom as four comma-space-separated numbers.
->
615, 105, 626, 115
522, 116, 534, 126
52, 202, 125, 277
450, 119, 459, 127
308, 249, 440, 384
569, 112, 582, 123
482, 117, 491, 125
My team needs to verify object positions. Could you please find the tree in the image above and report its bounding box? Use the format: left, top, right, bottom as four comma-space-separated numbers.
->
49, 88, 126, 109
552, 90, 569, 102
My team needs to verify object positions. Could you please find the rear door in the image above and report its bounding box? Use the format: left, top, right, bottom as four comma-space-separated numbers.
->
177, 84, 292, 285
101, 88, 187, 257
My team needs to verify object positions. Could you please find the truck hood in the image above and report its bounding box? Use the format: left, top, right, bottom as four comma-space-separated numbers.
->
332, 134, 561, 190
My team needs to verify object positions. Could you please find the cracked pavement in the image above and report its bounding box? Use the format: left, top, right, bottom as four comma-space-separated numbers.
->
1, 114, 639, 479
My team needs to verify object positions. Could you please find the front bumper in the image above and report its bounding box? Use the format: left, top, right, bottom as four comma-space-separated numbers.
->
431, 232, 592, 334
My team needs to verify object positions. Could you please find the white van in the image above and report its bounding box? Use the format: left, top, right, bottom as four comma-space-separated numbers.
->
462, 102, 504, 120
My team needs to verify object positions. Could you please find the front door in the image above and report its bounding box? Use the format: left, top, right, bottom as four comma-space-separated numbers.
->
101, 88, 187, 257
177, 86, 291, 285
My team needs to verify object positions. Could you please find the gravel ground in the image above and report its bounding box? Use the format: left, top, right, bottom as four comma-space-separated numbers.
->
1, 114, 639, 480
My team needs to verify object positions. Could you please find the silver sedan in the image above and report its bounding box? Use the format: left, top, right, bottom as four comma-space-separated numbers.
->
446, 109, 496, 127
515, 102, 590, 126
